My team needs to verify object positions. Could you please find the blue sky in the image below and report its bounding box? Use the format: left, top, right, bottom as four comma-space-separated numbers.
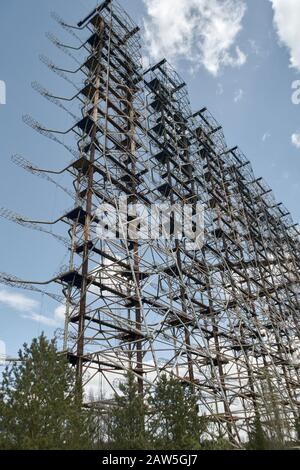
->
0, 0, 300, 359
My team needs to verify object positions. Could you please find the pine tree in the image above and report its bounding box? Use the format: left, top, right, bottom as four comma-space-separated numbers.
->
107, 373, 148, 450
295, 416, 300, 444
247, 415, 270, 450
0, 334, 96, 450
148, 375, 205, 450
248, 373, 290, 449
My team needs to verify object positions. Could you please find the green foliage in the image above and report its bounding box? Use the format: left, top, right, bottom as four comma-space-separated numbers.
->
3, 333, 299, 451
107, 373, 148, 450
247, 416, 271, 450
0, 334, 96, 450
295, 416, 300, 443
106, 373, 206, 450
247, 374, 290, 450
200, 438, 233, 450
147, 375, 205, 450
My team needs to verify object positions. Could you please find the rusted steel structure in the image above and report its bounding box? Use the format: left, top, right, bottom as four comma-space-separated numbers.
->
1, 0, 300, 445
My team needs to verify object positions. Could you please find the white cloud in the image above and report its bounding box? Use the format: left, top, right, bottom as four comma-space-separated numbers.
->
21, 304, 65, 327
0, 288, 65, 327
143, 0, 247, 76
234, 88, 244, 103
291, 132, 300, 148
270, 0, 300, 71
0, 289, 39, 312
54, 304, 66, 323
21, 312, 61, 327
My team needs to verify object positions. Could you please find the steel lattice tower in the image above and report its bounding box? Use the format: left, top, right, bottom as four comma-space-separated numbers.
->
1, 0, 300, 446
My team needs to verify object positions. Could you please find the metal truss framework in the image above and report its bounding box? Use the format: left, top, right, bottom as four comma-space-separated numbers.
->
2, 0, 300, 445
